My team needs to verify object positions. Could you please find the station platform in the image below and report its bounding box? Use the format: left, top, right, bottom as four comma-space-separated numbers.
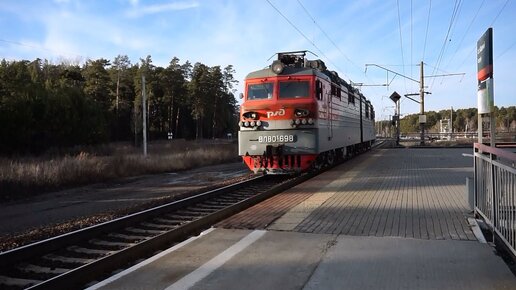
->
89, 148, 516, 290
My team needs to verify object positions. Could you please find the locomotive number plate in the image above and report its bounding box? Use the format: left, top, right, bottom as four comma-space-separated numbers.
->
258, 135, 295, 143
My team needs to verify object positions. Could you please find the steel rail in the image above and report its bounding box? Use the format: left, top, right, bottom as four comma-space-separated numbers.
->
0, 174, 312, 290
1, 144, 374, 289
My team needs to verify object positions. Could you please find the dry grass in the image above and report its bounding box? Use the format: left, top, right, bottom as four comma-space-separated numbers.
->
0, 140, 239, 201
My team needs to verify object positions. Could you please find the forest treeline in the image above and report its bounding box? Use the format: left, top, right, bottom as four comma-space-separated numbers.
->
0, 55, 238, 154
396, 106, 516, 133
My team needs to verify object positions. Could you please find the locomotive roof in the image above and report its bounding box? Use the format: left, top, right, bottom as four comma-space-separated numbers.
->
245, 66, 330, 81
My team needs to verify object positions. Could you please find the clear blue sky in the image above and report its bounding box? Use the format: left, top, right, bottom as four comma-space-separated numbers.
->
1, 0, 514, 120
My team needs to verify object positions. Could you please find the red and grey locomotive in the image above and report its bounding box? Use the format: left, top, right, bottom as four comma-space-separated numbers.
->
238, 51, 375, 174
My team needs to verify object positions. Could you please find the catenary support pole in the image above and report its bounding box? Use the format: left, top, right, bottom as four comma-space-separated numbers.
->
420, 61, 425, 145
142, 75, 147, 157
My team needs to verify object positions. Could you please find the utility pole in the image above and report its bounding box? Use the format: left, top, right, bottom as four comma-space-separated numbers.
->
366, 63, 464, 146
115, 68, 120, 141
450, 106, 453, 139
142, 75, 147, 157
419, 61, 426, 145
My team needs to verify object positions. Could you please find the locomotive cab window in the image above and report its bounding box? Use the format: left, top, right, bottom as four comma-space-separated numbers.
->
279, 81, 310, 99
247, 83, 274, 100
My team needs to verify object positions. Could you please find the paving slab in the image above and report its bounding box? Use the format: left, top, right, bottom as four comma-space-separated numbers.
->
305, 235, 515, 290
90, 229, 515, 290
222, 148, 476, 241
89, 228, 251, 290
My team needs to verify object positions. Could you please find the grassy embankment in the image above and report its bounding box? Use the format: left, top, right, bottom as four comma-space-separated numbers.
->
0, 140, 239, 201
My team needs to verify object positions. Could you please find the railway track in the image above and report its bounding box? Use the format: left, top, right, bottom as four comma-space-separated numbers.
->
0, 174, 312, 290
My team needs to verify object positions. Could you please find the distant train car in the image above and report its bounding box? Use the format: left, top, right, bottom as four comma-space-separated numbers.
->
238, 51, 375, 174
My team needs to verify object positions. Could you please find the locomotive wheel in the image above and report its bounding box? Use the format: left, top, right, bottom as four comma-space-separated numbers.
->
337, 148, 346, 161
312, 154, 325, 171
326, 150, 335, 166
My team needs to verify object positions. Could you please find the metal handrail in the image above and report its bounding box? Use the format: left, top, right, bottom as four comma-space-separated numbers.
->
473, 143, 516, 257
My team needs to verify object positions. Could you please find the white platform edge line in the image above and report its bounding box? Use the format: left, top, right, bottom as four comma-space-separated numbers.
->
467, 217, 487, 244
164, 230, 267, 290
85, 227, 216, 290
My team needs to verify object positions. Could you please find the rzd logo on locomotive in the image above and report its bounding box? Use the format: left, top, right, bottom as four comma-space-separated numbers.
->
266, 109, 285, 118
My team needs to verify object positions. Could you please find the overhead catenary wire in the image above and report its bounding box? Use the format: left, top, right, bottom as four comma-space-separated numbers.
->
490, 0, 509, 26
444, 0, 485, 70
264, 0, 350, 80
396, 0, 407, 92
496, 39, 516, 60
0, 38, 86, 59
430, 0, 462, 83
456, 0, 510, 70
295, 0, 360, 72
424, 63, 455, 75
430, 0, 462, 89
422, 0, 432, 62
295, 0, 384, 92
410, 0, 413, 91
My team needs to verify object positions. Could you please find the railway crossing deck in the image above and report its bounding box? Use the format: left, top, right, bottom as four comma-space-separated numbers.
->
90, 147, 516, 290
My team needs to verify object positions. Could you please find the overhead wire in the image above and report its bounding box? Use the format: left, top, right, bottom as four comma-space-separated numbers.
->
496, 39, 516, 60
396, 0, 407, 92
424, 63, 455, 76
444, 0, 484, 70
410, 0, 413, 92
422, 0, 432, 62
430, 0, 462, 89
295, 0, 360, 71
0, 38, 86, 59
489, 0, 509, 26
295, 0, 385, 94
264, 0, 350, 80
457, 0, 510, 70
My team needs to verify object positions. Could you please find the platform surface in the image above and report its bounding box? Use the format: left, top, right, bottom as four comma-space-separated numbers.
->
90, 148, 516, 290
221, 148, 476, 241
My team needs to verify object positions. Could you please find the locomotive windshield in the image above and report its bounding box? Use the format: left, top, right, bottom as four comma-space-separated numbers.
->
279, 81, 310, 99
247, 83, 273, 100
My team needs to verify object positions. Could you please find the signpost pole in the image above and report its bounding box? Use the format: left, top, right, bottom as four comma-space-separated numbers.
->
389, 92, 402, 146
477, 28, 495, 147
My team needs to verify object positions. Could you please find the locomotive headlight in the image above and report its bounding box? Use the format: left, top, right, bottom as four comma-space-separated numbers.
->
239, 121, 243, 127
271, 60, 284, 74
295, 108, 310, 117
308, 118, 314, 124
301, 119, 307, 125
250, 121, 256, 126
244, 121, 250, 127
256, 120, 262, 126
295, 119, 301, 125
243, 111, 259, 120
290, 120, 295, 125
